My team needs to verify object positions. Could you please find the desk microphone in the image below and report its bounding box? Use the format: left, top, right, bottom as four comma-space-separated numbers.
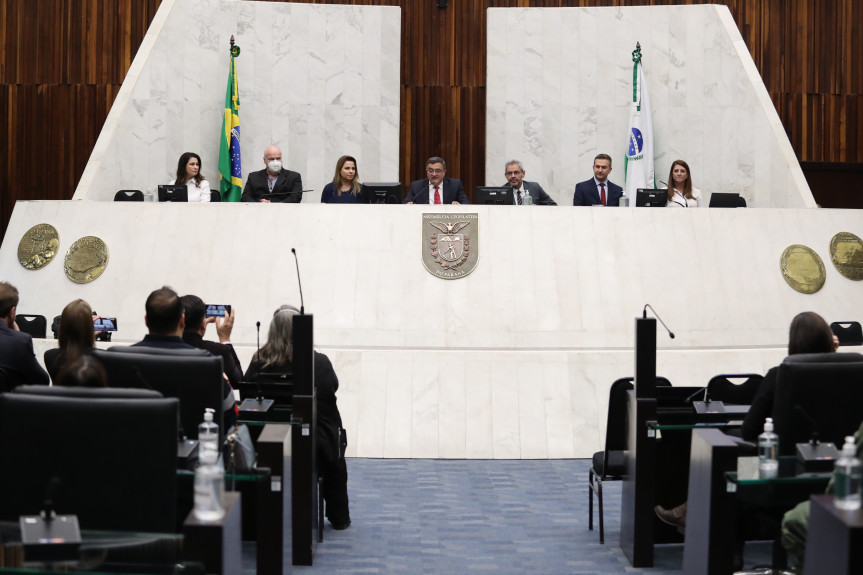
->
643, 304, 675, 339
291, 248, 305, 314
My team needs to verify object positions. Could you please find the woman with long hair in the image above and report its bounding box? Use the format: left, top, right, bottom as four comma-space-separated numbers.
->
320, 155, 362, 204
44, 299, 96, 384
665, 159, 701, 207
170, 152, 211, 202
245, 305, 351, 529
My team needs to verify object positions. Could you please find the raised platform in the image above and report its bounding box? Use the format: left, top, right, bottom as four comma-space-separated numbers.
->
3, 201, 861, 458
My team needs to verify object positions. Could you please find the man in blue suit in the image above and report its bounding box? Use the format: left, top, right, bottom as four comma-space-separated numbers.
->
573, 153, 623, 206
404, 156, 469, 204
0, 282, 49, 390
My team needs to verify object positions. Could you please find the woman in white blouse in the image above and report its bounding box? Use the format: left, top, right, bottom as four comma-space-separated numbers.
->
170, 152, 211, 202
665, 159, 701, 207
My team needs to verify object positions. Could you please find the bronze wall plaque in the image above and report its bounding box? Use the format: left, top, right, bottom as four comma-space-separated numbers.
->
780, 244, 826, 294
17, 223, 60, 270
64, 236, 109, 284
422, 213, 479, 279
829, 232, 863, 281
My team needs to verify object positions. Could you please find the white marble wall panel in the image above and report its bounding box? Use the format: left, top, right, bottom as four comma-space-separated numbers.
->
486, 5, 813, 208
6, 202, 863, 458
75, 0, 400, 202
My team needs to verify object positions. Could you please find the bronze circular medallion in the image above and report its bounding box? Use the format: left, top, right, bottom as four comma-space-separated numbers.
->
17, 223, 60, 270
829, 232, 863, 281
64, 236, 109, 284
780, 244, 826, 294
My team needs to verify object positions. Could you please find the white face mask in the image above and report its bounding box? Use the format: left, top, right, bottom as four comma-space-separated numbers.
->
267, 160, 283, 174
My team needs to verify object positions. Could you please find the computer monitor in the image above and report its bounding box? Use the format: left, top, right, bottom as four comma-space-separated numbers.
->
157, 184, 188, 202
361, 182, 402, 204
708, 192, 743, 208
476, 187, 514, 205
636, 188, 667, 207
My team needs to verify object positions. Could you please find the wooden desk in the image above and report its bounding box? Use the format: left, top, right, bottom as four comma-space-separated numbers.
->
803, 494, 863, 575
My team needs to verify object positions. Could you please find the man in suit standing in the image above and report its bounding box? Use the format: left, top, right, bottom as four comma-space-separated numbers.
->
180, 294, 243, 387
502, 160, 557, 205
241, 145, 303, 203
0, 282, 49, 390
573, 153, 623, 206
404, 156, 469, 204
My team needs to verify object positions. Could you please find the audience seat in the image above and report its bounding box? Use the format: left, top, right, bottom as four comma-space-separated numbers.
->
589, 376, 671, 543
830, 321, 863, 347
0, 386, 178, 532
210, 189, 222, 202
773, 352, 863, 455
706, 373, 764, 405
92, 348, 226, 443
16, 314, 47, 338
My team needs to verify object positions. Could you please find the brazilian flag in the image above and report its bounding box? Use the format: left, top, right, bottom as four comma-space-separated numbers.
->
219, 44, 242, 202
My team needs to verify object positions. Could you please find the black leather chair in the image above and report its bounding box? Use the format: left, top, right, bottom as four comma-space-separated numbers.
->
831, 321, 863, 347
210, 189, 222, 202
92, 348, 225, 443
0, 386, 178, 532
589, 376, 671, 543
114, 189, 144, 201
16, 314, 47, 338
706, 373, 764, 405
773, 352, 863, 455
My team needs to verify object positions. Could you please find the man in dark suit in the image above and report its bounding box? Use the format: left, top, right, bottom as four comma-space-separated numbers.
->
573, 153, 623, 206
0, 282, 49, 390
241, 145, 303, 203
180, 294, 243, 387
404, 156, 469, 204
502, 160, 557, 205
131, 286, 237, 427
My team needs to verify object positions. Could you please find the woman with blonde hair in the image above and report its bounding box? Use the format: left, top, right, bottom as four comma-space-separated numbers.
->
320, 155, 362, 204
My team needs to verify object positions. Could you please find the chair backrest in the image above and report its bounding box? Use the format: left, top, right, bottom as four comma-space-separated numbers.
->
14, 384, 164, 401
706, 373, 764, 405
831, 321, 863, 346
603, 376, 672, 456
0, 367, 11, 393
210, 189, 222, 202
773, 355, 863, 455
16, 314, 47, 338
0, 390, 178, 531
92, 348, 225, 442
114, 189, 144, 201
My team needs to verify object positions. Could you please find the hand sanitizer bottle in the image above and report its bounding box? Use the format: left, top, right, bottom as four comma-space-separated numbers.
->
834, 436, 862, 511
758, 417, 779, 479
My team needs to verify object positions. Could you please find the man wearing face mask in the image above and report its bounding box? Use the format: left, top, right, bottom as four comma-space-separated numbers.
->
241, 145, 303, 203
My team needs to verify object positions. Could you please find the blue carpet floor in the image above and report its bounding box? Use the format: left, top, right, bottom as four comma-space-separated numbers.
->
247, 458, 773, 574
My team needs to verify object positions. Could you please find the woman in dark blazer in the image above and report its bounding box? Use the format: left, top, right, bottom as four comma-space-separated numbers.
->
44, 299, 96, 384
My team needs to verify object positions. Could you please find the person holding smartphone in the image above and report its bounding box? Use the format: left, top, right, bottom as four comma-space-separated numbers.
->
180, 294, 243, 386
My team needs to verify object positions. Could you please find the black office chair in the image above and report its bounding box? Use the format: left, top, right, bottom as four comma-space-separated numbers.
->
589, 376, 671, 543
0, 367, 11, 393
0, 387, 178, 532
113, 189, 144, 201
830, 321, 863, 346
773, 353, 863, 455
93, 347, 225, 443
706, 373, 764, 405
210, 189, 222, 202
16, 314, 47, 338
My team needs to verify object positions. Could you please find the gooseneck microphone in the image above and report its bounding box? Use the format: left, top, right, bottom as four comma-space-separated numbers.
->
291, 248, 305, 314
643, 304, 675, 339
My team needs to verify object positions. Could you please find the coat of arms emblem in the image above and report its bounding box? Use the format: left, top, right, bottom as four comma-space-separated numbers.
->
421, 213, 479, 279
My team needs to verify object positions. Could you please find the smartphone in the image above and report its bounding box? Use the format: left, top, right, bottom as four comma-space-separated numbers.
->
205, 304, 232, 318
93, 317, 118, 331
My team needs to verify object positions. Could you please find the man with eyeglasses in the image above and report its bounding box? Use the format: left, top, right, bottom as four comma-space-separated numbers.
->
501, 160, 557, 205
404, 156, 469, 205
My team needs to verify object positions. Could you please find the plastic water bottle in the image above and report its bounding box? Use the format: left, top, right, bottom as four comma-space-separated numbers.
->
834, 436, 862, 511
198, 408, 219, 455
194, 447, 225, 521
758, 417, 779, 479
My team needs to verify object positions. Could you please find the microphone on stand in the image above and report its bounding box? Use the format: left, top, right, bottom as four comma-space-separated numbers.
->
643, 304, 675, 339
291, 248, 304, 314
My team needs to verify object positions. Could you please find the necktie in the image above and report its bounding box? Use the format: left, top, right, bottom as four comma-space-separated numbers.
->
600, 182, 606, 206
434, 185, 441, 205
